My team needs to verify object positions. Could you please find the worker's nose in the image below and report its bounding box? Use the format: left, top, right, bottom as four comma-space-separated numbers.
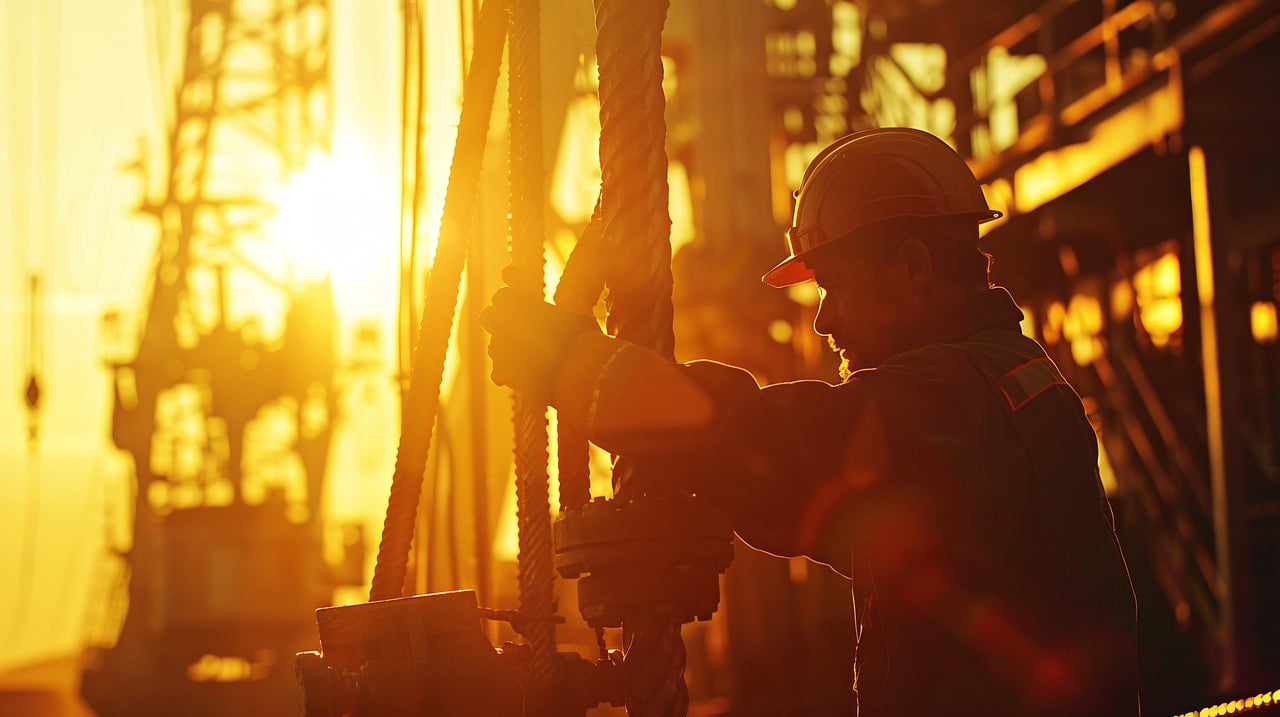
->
813, 289, 834, 337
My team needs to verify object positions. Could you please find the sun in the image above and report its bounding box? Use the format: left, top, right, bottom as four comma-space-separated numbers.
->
269, 145, 399, 317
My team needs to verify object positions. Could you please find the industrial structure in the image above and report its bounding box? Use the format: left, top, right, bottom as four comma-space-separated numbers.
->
79, 1, 363, 715
62, 0, 1280, 714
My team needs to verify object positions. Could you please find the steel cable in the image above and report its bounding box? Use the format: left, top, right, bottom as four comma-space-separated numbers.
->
592, 0, 688, 715
594, 0, 675, 364
369, 0, 510, 602
623, 620, 689, 717
509, 0, 559, 703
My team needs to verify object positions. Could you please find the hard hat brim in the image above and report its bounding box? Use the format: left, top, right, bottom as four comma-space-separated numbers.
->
762, 255, 814, 288
762, 208, 1003, 288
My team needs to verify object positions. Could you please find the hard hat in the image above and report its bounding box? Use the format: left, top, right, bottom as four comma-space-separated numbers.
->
763, 127, 1002, 288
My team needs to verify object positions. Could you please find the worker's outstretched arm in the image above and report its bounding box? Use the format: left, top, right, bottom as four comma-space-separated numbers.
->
481, 285, 879, 574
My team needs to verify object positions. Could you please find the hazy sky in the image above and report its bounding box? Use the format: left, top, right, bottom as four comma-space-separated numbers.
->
0, 0, 466, 674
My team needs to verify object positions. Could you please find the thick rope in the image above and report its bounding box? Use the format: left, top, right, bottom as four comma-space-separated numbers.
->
509, 0, 558, 702
369, 0, 509, 602
595, 0, 675, 364
593, 1, 688, 715
623, 620, 688, 717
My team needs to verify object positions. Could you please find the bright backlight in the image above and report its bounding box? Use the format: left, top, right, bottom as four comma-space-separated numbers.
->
270, 148, 397, 299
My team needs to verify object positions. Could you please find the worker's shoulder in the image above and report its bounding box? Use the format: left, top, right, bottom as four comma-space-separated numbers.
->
882, 327, 1048, 375
845, 328, 1048, 407
956, 326, 1052, 366
872, 328, 1083, 420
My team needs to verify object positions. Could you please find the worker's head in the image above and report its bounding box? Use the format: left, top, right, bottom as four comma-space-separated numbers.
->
762, 128, 1001, 374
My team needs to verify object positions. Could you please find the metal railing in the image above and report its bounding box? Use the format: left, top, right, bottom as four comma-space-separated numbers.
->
951, 0, 1272, 181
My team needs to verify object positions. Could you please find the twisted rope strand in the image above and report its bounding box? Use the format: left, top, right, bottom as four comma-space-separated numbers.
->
509, 0, 558, 700
596, 0, 675, 362
369, 0, 509, 602
594, 1, 689, 715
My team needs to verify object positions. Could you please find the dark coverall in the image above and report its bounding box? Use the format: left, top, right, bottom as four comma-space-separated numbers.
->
610, 288, 1139, 716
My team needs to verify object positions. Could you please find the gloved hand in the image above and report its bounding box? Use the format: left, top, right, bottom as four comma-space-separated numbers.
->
479, 285, 601, 403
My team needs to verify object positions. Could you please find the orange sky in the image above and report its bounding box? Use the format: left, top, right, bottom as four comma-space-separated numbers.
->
0, 0, 472, 675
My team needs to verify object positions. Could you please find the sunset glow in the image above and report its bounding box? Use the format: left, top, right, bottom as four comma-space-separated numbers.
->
269, 146, 400, 316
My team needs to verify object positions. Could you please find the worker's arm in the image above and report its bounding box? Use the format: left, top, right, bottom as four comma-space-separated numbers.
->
479, 286, 717, 452
481, 288, 890, 573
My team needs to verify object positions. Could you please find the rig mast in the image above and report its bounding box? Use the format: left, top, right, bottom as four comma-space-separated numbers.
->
83, 1, 347, 715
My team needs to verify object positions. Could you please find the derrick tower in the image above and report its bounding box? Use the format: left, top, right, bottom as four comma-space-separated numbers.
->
82, 1, 348, 715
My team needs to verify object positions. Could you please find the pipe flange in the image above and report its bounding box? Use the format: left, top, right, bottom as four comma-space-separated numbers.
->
553, 496, 733, 628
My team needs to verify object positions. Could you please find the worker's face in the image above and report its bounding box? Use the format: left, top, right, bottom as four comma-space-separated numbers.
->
809, 238, 932, 377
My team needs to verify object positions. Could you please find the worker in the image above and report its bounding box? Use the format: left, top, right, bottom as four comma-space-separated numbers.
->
481, 127, 1139, 716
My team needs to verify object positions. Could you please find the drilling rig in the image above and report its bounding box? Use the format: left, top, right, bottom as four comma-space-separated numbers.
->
73, 0, 1280, 714
81, 1, 360, 715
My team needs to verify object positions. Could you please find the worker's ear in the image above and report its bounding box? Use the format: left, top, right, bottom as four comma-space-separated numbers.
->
898, 237, 933, 294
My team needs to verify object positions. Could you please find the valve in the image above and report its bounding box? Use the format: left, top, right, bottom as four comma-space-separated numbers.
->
296, 500, 733, 716
554, 496, 734, 628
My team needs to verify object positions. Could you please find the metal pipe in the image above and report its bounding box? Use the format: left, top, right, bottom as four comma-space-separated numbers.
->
1189, 144, 1252, 690
554, 209, 607, 513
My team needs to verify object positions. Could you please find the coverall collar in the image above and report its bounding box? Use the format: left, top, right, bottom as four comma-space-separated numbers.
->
914, 286, 1025, 348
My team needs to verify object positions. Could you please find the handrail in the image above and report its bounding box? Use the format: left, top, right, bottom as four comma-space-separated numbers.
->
953, 0, 1271, 177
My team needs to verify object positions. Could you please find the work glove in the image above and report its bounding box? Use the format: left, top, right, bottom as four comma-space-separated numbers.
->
479, 284, 601, 404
